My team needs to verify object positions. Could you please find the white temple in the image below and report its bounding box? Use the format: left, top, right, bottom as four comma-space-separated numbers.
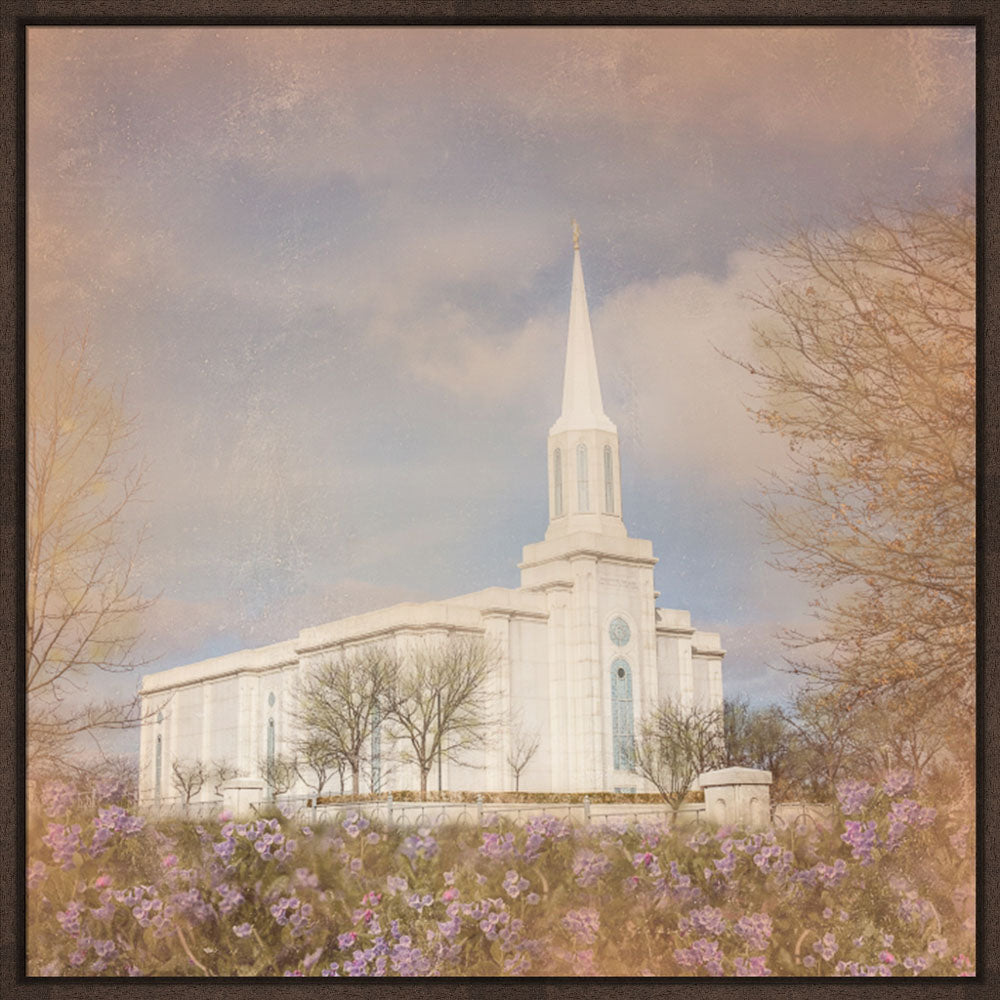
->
138, 230, 725, 804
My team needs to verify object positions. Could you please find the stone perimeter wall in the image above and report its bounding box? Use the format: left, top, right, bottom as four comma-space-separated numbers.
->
172, 767, 774, 830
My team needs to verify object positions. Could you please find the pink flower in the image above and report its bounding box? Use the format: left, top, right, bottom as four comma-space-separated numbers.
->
880, 951, 896, 965
218, 810, 233, 822
161, 854, 178, 869
95, 874, 111, 888
442, 888, 458, 902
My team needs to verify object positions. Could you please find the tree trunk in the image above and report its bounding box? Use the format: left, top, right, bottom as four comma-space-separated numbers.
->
352, 766, 360, 797
420, 767, 429, 798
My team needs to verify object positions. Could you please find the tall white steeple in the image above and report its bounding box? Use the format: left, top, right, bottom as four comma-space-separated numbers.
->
544, 223, 626, 540
550, 221, 617, 436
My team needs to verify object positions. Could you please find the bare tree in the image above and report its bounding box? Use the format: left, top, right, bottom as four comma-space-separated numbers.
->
731, 201, 974, 764
292, 732, 345, 802
258, 752, 297, 800
724, 696, 792, 797
632, 699, 725, 819
27, 330, 156, 775
170, 758, 208, 810
383, 634, 497, 798
208, 759, 241, 799
293, 645, 391, 796
848, 685, 948, 782
506, 720, 540, 793
780, 688, 864, 802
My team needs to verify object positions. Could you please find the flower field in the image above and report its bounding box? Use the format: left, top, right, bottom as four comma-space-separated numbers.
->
27, 774, 974, 977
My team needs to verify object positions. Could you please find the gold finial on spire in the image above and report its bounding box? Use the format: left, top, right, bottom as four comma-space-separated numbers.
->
572, 218, 580, 251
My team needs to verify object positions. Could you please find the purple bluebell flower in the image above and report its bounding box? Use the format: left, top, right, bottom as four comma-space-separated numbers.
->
813, 858, 848, 887
342, 811, 370, 839
683, 905, 726, 937
90, 889, 115, 922
56, 900, 86, 937
479, 831, 517, 861
295, 867, 319, 888
216, 883, 244, 915
27, 859, 47, 889
166, 887, 213, 925
572, 849, 611, 887
524, 814, 571, 842
95, 805, 145, 836
674, 937, 724, 975
41, 782, 77, 818
841, 819, 879, 864
632, 851, 662, 876
734, 954, 771, 976
400, 830, 438, 861
734, 912, 772, 951
386, 874, 409, 895
405, 891, 434, 913
561, 908, 600, 945
836, 780, 875, 815
502, 869, 530, 899
882, 770, 915, 797
885, 799, 936, 848
813, 932, 838, 962
42, 823, 83, 869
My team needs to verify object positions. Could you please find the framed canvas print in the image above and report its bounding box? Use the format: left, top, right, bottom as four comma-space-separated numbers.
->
19, 18, 977, 979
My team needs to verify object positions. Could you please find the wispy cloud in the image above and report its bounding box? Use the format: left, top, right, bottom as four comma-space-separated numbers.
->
26, 25, 974, 705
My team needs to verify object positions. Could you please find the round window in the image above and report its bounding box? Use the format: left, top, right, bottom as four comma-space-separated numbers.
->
617, 666, 626, 679
609, 616, 631, 646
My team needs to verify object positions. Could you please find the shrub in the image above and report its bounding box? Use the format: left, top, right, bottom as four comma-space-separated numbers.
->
26, 773, 973, 976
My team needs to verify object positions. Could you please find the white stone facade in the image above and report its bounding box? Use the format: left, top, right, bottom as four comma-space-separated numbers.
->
139, 239, 726, 806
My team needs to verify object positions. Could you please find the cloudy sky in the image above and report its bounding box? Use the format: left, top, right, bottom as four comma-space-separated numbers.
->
26, 26, 975, 735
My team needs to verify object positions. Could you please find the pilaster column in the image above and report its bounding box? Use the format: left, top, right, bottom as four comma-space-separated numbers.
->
569, 553, 601, 790
200, 684, 212, 789
483, 613, 512, 791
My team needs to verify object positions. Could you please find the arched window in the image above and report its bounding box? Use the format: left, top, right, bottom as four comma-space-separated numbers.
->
604, 445, 615, 514
266, 717, 275, 799
611, 658, 634, 770
577, 443, 589, 512
553, 448, 563, 517
155, 735, 162, 802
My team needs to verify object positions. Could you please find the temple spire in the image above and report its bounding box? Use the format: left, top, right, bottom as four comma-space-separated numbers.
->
551, 222, 616, 435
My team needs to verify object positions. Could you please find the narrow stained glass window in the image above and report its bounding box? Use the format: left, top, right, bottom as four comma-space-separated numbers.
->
553, 448, 563, 517
604, 445, 614, 514
611, 659, 634, 770
267, 717, 275, 799
577, 443, 589, 512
